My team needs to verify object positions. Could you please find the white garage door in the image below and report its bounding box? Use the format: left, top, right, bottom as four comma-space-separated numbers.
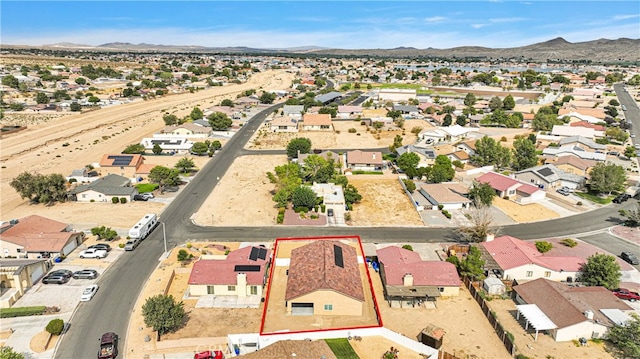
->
291, 303, 314, 316
62, 240, 77, 256
30, 266, 44, 284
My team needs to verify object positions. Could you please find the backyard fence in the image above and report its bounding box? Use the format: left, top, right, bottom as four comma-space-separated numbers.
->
463, 277, 516, 357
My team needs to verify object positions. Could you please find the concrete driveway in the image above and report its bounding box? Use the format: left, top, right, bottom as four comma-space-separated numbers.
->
2, 312, 72, 359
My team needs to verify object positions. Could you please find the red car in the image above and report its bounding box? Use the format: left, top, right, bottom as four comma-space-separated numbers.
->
194, 350, 224, 359
613, 288, 640, 302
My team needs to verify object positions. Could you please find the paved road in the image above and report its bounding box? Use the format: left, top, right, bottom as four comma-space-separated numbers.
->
577, 232, 640, 272
57, 93, 640, 358
614, 83, 640, 141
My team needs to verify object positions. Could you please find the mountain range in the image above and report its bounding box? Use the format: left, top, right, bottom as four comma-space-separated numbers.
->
13, 37, 640, 62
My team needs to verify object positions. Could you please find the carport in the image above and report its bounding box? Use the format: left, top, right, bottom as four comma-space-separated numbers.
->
516, 304, 557, 341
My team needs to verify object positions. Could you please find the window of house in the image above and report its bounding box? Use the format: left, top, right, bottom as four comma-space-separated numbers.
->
82, 194, 87, 199
227, 285, 236, 292
207, 286, 215, 294
250, 286, 258, 295
324, 304, 333, 311
526, 271, 533, 277
16, 248, 22, 253
438, 287, 444, 292
544, 271, 551, 278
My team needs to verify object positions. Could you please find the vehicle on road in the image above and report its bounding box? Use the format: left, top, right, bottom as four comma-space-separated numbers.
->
124, 238, 141, 251
139, 192, 154, 199
133, 194, 148, 201
194, 350, 224, 359
556, 188, 570, 196
98, 332, 118, 359
89, 244, 112, 252
612, 288, 640, 302
622, 105, 627, 111
613, 194, 631, 204
79, 248, 108, 259
128, 213, 159, 240
81, 284, 99, 302
620, 251, 640, 265
42, 274, 70, 285
73, 269, 99, 279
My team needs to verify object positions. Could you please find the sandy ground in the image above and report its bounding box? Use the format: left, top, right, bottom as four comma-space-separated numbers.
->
247, 119, 426, 150
29, 331, 57, 353
1, 70, 295, 225
492, 197, 560, 223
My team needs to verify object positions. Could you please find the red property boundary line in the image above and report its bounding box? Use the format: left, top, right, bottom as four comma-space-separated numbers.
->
259, 235, 383, 335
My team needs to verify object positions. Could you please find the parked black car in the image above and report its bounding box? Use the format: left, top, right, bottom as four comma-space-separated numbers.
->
42, 274, 70, 284
620, 252, 640, 265
73, 269, 99, 279
89, 244, 112, 252
133, 194, 148, 201
50, 269, 73, 278
613, 194, 631, 203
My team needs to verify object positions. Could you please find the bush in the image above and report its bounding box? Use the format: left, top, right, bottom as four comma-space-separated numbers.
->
344, 212, 351, 221
90, 199, 95, 202
500, 136, 507, 142
0, 306, 46, 318
277, 207, 285, 224
46, 319, 64, 335
119, 197, 127, 204
535, 241, 553, 253
442, 210, 451, 219
438, 204, 444, 210
293, 206, 309, 213
177, 249, 190, 262
560, 238, 578, 248
119, 243, 125, 248
402, 245, 413, 251
111, 197, 119, 204
348, 128, 357, 133
321, 204, 326, 213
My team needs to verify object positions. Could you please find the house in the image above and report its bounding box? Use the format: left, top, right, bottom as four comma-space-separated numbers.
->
570, 121, 606, 132
269, 116, 299, 133
311, 183, 346, 223
393, 105, 419, 117
297, 150, 341, 168
314, 92, 342, 105
282, 105, 305, 119
419, 125, 478, 144
455, 141, 477, 156
515, 164, 586, 191
476, 172, 546, 203
160, 123, 211, 138
550, 125, 598, 139
0, 215, 85, 259
188, 246, 270, 305
377, 246, 460, 308
141, 137, 194, 154
418, 183, 471, 210
285, 240, 364, 316
0, 259, 49, 308
234, 96, 260, 107
71, 174, 138, 203
480, 235, 584, 282
513, 278, 633, 342
300, 114, 333, 131
559, 136, 606, 151
98, 154, 146, 178
396, 145, 437, 167
337, 105, 363, 119
346, 150, 383, 171
548, 156, 596, 176
447, 150, 471, 164
66, 168, 99, 183
542, 145, 606, 162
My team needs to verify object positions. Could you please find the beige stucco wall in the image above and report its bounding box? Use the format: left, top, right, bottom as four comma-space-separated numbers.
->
440, 286, 460, 297
0, 241, 26, 258
553, 320, 608, 342
504, 264, 578, 282
98, 167, 137, 178
287, 289, 363, 316
189, 284, 263, 297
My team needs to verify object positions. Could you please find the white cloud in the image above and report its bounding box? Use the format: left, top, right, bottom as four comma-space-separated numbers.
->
471, 24, 488, 29
424, 16, 446, 24
613, 14, 640, 21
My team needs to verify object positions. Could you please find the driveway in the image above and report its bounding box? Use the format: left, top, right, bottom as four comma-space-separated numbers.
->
2, 312, 73, 359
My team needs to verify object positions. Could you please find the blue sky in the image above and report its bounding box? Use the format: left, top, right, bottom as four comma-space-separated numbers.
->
2, 1, 639, 49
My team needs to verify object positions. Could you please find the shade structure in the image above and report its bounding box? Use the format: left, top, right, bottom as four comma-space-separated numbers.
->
516, 304, 557, 341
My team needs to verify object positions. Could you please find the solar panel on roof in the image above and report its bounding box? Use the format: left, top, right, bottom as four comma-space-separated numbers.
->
257, 248, 267, 260
234, 265, 261, 272
537, 168, 554, 177
249, 247, 259, 261
109, 155, 133, 166
334, 245, 344, 268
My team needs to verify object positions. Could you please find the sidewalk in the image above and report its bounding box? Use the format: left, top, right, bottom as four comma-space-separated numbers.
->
2, 312, 72, 359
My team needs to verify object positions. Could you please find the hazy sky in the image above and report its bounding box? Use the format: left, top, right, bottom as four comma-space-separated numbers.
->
2, 1, 639, 49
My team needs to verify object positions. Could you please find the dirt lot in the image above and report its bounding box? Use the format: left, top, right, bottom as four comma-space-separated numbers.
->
348, 177, 424, 227
487, 298, 613, 359
1, 70, 294, 226
492, 197, 560, 223
247, 119, 427, 150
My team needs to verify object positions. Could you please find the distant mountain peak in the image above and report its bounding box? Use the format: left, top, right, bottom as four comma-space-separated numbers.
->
544, 37, 570, 45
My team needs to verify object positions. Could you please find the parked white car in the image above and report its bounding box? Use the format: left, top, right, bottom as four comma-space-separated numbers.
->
80, 284, 99, 302
79, 248, 108, 259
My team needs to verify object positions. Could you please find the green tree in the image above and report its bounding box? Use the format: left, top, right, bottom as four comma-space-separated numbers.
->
90, 226, 118, 240
149, 166, 181, 189
175, 157, 195, 173
343, 184, 362, 205
190, 107, 204, 120
267, 163, 302, 207
190, 142, 209, 155
163, 114, 179, 125
10, 172, 67, 204
302, 155, 335, 183
468, 181, 496, 206
625, 146, 636, 159
123, 143, 146, 154
397, 152, 420, 174
606, 313, 640, 359
502, 94, 515, 110
458, 246, 486, 281
402, 179, 416, 192
429, 155, 455, 183
535, 241, 553, 253
608, 99, 620, 107
207, 112, 232, 130
471, 136, 511, 169
532, 106, 562, 131
463, 93, 477, 107
211, 140, 222, 150
46, 319, 64, 335
489, 96, 503, 111
259, 92, 276, 104
512, 138, 538, 171
36, 92, 49, 104
620, 202, 640, 227
456, 115, 467, 126
152, 143, 163, 155
442, 113, 453, 126
291, 186, 317, 209
286, 138, 312, 158
1, 74, 19, 89
142, 294, 186, 336
220, 98, 234, 107
88, 96, 100, 104
70, 102, 82, 112
318, 106, 337, 118
0, 346, 25, 359
589, 163, 626, 195
75, 77, 87, 85
606, 127, 629, 143
579, 253, 621, 290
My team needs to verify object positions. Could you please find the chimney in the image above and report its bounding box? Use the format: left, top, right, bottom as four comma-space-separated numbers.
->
403, 273, 414, 286
584, 310, 594, 320
486, 233, 495, 242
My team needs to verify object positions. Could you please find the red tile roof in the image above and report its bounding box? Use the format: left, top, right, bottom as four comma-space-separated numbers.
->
377, 246, 460, 287
0, 215, 80, 253
481, 236, 584, 272
477, 172, 519, 191
99, 154, 144, 168
285, 240, 364, 302
188, 246, 270, 286
570, 121, 605, 131
346, 150, 384, 166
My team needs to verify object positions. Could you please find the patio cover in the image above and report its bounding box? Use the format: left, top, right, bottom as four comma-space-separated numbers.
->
516, 304, 557, 341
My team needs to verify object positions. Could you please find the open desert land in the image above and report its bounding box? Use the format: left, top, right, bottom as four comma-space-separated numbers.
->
0, 70, 296, 226
247, 119, 431, 150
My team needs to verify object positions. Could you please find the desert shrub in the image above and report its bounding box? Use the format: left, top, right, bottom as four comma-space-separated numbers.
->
111, 197, 119, 204
321, 204, 326, 213
535, 241, 553, 253
438, 204, 444, 210
294, 206, 309, 213
177, 249, 193, 262
501, 136, 507, 142
576, 201, 583, 206
118, 243, 125, 248
402, 245, 413, 251
560, 238, 578, 248
277, 207, 285, 224
348, 128, 357, 133
46, 319, 64, 335
119, 197, 127, 204
442, 210, 451, 219
344, 212, 352, 221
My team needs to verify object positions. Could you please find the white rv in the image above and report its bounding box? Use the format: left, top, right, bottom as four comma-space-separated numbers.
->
128, 213, 158, 240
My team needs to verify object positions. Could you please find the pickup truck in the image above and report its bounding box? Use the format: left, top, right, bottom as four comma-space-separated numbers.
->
79, 248, 108, 259
98, 332, 118, 359
613, 288, 640, 302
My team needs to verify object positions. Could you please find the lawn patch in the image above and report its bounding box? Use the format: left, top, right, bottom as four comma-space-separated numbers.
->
135, 183, 159, 193
325, 338, 359, 359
